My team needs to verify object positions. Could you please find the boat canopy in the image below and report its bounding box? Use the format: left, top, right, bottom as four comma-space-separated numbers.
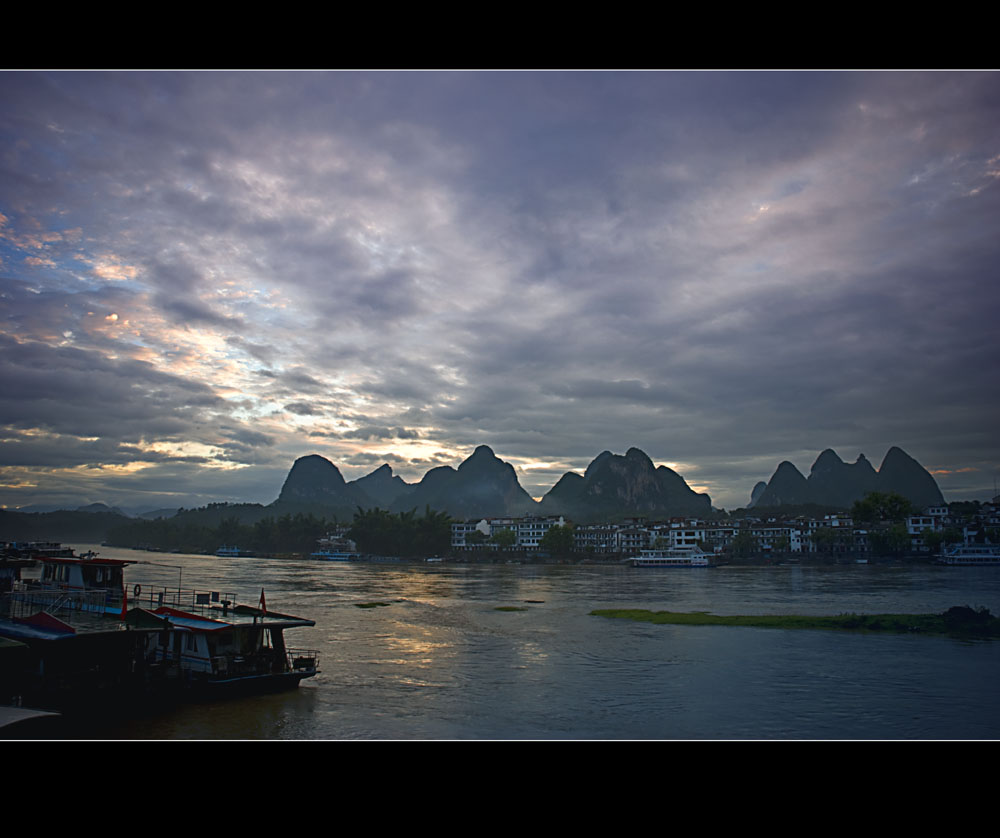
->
148, 605, 315, 631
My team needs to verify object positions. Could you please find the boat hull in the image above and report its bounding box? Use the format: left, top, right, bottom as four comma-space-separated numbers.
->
196, 668, 318, 697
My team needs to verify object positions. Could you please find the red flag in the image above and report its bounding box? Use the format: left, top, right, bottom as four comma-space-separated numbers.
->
259, 588, 267, 615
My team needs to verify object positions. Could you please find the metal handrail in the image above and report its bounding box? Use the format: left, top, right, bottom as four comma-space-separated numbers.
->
2, 587, 112, 624
286, 648, 320, 671
126, 585, 239, 616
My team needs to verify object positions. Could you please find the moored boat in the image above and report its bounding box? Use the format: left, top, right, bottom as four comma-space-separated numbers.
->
0, 544, 318, 710
125, 592, 319, 696
12, 545, 135, 616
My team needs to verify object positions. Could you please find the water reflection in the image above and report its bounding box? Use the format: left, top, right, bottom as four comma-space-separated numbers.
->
59, 546, 1000, 739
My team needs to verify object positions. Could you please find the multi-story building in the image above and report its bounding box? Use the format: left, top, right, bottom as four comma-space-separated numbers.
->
573, 523, 618, 554
451, 515, 567, 551
451, 519, 491, 549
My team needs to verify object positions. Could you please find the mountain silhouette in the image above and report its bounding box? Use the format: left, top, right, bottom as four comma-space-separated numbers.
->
750, 447, 943, 510
350, 463, 413, 508
540, 447, 711, 522
389, 445, 536, 519
272, 454, 374, 516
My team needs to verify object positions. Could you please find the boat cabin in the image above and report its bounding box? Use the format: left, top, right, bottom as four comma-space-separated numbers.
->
35, 554, 134, 591
127, 603, 319, 693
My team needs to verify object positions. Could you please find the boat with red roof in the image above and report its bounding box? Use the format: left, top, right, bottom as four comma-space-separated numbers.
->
0, 543, 319, 709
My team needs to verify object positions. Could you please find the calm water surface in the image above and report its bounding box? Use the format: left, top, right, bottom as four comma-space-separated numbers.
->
65, 547, 1000, 740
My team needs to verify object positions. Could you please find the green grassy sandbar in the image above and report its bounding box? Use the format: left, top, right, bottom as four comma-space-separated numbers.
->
590, 606, 1000, 637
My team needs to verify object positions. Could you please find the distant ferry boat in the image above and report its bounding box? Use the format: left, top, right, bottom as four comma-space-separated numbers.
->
937, 545, 1000, 566
310, 550, 361, 561
632, 547, 711, 568
215, 546, 256, 558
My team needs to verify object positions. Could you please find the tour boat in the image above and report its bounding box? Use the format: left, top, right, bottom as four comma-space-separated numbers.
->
937, 545, 1000, 566
632, 547, 711, 567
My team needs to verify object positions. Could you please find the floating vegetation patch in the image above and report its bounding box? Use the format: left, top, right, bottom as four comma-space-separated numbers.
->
495, 606, 529, 612
355, 601, 392, 609
590, 605, 1000, 638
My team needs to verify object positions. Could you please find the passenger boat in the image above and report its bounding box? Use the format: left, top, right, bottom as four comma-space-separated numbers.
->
937, 545, 1000, 566
632, 547, 711, 567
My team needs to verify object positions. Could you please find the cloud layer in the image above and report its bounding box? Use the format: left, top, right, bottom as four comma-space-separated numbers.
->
1, 71, 998, 511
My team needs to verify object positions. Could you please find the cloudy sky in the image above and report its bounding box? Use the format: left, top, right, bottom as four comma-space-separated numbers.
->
1, 71, 998, 512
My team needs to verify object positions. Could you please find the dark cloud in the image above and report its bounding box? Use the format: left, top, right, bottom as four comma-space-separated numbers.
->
341, 426, 422, 440
217, 428, 275, 448
1, 71, 998, 511
156, 295, 243, 328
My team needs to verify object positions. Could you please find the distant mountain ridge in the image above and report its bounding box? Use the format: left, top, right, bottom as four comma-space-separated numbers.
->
271, 445, 711, 523
750, 447, 944, 510
3, 444, 948, 529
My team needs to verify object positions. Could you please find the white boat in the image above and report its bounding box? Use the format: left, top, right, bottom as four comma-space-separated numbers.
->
632, 547, 711, 567
937, 545, 1000, 566
310, 550, 361, 561
215, 546, 256, 557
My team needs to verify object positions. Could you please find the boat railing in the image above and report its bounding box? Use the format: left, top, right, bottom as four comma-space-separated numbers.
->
286, 647, 320, 672
207, 647, 319, 678
5, 581, 254, 622
2, 587, 114, 625
127, 585, 240, 616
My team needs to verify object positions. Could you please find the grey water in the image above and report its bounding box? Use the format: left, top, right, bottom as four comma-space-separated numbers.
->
71, 547, 1000, 740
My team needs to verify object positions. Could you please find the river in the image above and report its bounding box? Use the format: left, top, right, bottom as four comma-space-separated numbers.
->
48, 546, 1000, 740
